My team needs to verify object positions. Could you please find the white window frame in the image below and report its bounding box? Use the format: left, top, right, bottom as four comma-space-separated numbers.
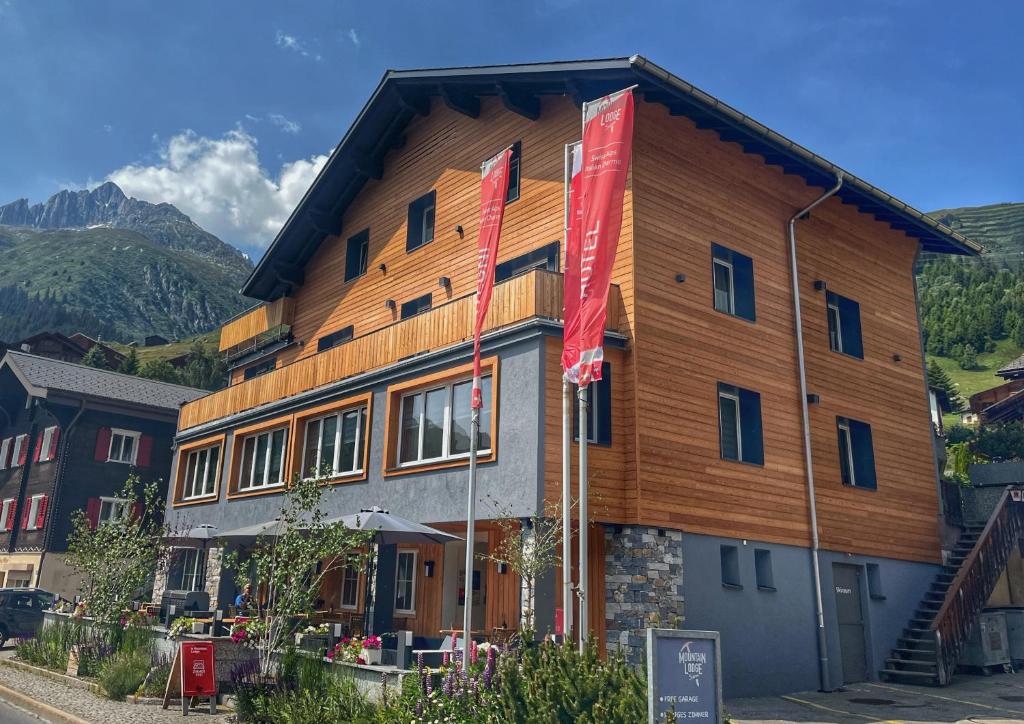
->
396, 376, 492, 467
302, 406, 366, 480
10, 435, 26, 468
172, 547, 207, 592
712, 257, 735, 315
98, 496, 130, 526
238, 427, 288, 492
340, 565, 360, 610
182, 445, 221, 500
0, 498, 14, 529
107, 428, 141, 465
421, 203, 435, 246
39, 426, 57, 462
718, 388, 742, 461
394, 550, 417, 615
838, 419, 856, 486
0, 438, 10, 470
25, 494, 44, 531
828, 301, 843, 353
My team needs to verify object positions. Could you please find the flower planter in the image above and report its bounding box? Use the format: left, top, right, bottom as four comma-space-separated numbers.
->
363, 647, 381, 665
191, 622, 206, 635
299, 634, 329, 656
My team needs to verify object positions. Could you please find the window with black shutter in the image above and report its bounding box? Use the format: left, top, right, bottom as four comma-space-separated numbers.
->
711, 243, 755, 322
243, 358, 276, 380
494, 241, 559, 284
826, 291, 863, 359
344, 229, 369, 282
573, 362, 612, 446
318, 326, 354, 352
406, 192, 436, 253
837, 416, 876, 489
505, 141, 522, 203
400, 293, 432, 320
717, 382, 764, 465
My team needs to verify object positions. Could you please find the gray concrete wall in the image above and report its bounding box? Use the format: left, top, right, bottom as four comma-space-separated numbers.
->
681, 532, 938, 698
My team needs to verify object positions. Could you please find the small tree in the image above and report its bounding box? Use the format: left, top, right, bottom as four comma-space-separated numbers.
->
959, 343, 978, 371
81, 344, 109, 370
138, 358, 179, 383
118, 347, 140, 376
224, 475, 373, 678
927, 359, 963, 413
65, 476, 167, 624
177, 340, 226, 391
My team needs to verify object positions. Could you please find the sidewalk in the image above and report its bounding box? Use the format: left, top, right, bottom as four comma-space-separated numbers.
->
0, 649, 229, 724
727, 671, 1024, 723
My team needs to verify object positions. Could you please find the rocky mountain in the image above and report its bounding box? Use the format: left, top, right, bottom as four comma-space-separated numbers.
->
0, 183, 254, 343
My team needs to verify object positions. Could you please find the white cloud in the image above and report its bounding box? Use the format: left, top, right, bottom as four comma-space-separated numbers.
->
347, 28, 360, 47
267, 113, 301, 134
107, 128, 328, 251
275, 30, 307, 55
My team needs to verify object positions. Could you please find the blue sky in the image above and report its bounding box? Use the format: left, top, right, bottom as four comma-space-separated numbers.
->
1, 0, 1021, 256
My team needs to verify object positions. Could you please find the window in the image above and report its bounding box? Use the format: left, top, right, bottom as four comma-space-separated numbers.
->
98, 496, 130, 525
711, 244, 755, 321
826, 291, 863, 358
394, 550, 417, 614
318, 326, 354, 353
720, 545, 741, 588
340, 565, 360, 609
10, 434, 26, 467
238, 427, 289, 491
837, 416, 876, 489
243, 358, 276, 381
755, 549, 775, 591
866, 563, 884, 599
0, 499, 14, 530
400, 293, 432, 320
182, 445, 221, 499
108, 428, 140, 464
505, 141, 522, 203
398, 376, 492, 465
25, 494, 44, 530
38, 426, 58, 462
406, 192, 436, 252
0, 438, 10, 470
494, 241, 559, 284
170, 547, 207, 592
344, 229, 370, 282
717, 383, 763, 465
302, 406, 367, 479
573, 362, 612, 446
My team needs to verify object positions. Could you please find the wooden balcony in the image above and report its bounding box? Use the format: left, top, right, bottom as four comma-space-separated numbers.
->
219, 297, 296, 352
181, 270, 623, 431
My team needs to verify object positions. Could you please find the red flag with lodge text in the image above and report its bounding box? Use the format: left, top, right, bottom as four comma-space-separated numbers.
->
472, 147, 513, 408
576, 87, 634, 385
561, 141, 583, 382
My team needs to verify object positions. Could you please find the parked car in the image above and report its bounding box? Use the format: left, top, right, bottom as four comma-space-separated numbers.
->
0, 588, 55, 647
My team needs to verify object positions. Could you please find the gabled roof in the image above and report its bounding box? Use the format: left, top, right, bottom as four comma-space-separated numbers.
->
0, 350, 205, 412
242, 55, 983, 301
997, 353, 1024, 379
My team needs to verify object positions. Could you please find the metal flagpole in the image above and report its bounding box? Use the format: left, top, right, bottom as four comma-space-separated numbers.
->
462, 406, 480, 667
577, 383, 589, 651
561, 142, 574, 643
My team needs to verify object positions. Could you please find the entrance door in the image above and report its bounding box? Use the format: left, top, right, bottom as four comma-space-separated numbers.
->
833, 564, 868, 684
441, 539, 489, 635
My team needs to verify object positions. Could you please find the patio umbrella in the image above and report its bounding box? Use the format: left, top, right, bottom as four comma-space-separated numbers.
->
179, 523, 220, 542
216, 514, 315, 542
324, 506, 462, 545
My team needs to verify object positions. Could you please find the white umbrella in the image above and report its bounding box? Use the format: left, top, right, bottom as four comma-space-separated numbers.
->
323, 506, 462, 545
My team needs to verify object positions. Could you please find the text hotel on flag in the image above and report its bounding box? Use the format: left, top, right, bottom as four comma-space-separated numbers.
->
575, 87, 635, 386
472, 147, 512, 408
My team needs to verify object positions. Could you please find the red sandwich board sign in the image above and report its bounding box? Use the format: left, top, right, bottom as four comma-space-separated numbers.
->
164, 641, 217, 715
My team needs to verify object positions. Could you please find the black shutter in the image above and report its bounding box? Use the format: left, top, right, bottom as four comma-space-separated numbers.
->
597, 363, 612, 445
851, 420, 876, 489
345, 229, 369, 282
739, 388, 764, 465
839, 296, 864, 358
733, 252, 756, 322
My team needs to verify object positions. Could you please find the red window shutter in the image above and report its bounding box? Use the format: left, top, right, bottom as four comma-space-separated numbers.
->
5, 502, 14, 532
85, 497, 101, 531
48, 428, 61, 460
20, 502, 30, 530
94, 428, 111, 462
32, 432, 43, 463
137, 435, 154, 467
35, 496, 47, 529
17, 437, 28, 466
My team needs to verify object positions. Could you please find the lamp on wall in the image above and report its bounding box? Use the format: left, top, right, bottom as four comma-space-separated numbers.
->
438, 276, 451, 289
385, 299, 397, 311
806, 393, 820, 405
813, 280, 827, 291
424, 560, 435, 578
379, 263, 387, 274
455, 225, 465, 238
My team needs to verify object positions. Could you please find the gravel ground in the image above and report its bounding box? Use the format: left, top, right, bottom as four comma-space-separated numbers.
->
0, 662, 230, 724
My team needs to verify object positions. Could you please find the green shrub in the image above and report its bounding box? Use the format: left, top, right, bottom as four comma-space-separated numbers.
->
100, 649, 151, 700
14, 619, 87, 671
137, 658, 172, 698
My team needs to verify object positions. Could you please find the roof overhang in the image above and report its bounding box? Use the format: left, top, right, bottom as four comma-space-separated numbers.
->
242, 55, 983, 301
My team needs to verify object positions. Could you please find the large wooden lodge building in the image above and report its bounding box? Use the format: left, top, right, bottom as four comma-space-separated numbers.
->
163, 57, 981, 696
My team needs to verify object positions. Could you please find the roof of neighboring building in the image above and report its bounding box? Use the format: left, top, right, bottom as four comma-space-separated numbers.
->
16, 331, 88, 354
242, 55, 983, 301
0, 350, 205, 411
997, 353, 1024, 379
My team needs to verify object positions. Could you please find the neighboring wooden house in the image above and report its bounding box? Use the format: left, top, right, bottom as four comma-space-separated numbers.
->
163, 57, 981, 696
11, 332, 125, 369
0, 351, 204, 597
144, 335, 170, 347
67, 333, 127, 370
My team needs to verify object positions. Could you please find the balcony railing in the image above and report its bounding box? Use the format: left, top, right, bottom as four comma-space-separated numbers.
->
219, 297, 296, 353
181, 269, 622, 431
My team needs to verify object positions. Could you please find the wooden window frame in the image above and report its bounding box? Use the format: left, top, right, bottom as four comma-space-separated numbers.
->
98, 496, 131, 525
173, 434, 226, 507
290, 392, 373, 486
235, 425, 290, 495
340, 564, 360, 610
382, 358, 499, 477
396, 376, 493, 467
394, 549, 418, 615
107, 428, 141, 465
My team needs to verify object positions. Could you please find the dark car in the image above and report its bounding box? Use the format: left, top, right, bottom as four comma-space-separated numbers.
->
0, 588, 55, 647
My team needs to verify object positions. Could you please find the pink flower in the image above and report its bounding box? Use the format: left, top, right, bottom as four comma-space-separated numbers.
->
362, 635, 382, 650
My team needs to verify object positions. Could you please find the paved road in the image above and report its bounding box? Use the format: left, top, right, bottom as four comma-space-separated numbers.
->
0, 698, 46, 724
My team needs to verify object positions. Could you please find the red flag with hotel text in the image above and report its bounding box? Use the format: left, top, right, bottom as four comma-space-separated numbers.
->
561, 141, 583, 382
472, 147, 512, 408
577, 88, 634, 385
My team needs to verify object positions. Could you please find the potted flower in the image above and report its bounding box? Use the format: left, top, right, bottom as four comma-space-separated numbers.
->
362, 634, 383, 665
230, 617, 266, 647
327, 636, 363, 664
297, 622, 330, 654
167, 616, 197, 640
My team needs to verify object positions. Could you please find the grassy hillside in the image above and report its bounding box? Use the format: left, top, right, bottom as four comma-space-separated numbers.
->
932, 202, 1024, 260
109, 330, 221, 364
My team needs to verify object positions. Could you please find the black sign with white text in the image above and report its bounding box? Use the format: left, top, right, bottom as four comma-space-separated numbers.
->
647, 629, 722, 723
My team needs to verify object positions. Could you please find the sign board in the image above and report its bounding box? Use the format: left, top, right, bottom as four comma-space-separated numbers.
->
181, 641, 216, 697
647, 629, 723, 724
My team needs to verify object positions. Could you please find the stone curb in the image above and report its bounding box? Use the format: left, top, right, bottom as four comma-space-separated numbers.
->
0, 679, 89, 724
0, 658, 100, 694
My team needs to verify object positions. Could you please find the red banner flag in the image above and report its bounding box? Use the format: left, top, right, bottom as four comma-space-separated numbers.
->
561, 141, 583, 382
472, 147, 513, 408
576, 88, 634, 385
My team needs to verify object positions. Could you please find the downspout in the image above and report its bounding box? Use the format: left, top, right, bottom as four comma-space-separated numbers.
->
788, 173, 843, 693
36, 400, 87, 589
